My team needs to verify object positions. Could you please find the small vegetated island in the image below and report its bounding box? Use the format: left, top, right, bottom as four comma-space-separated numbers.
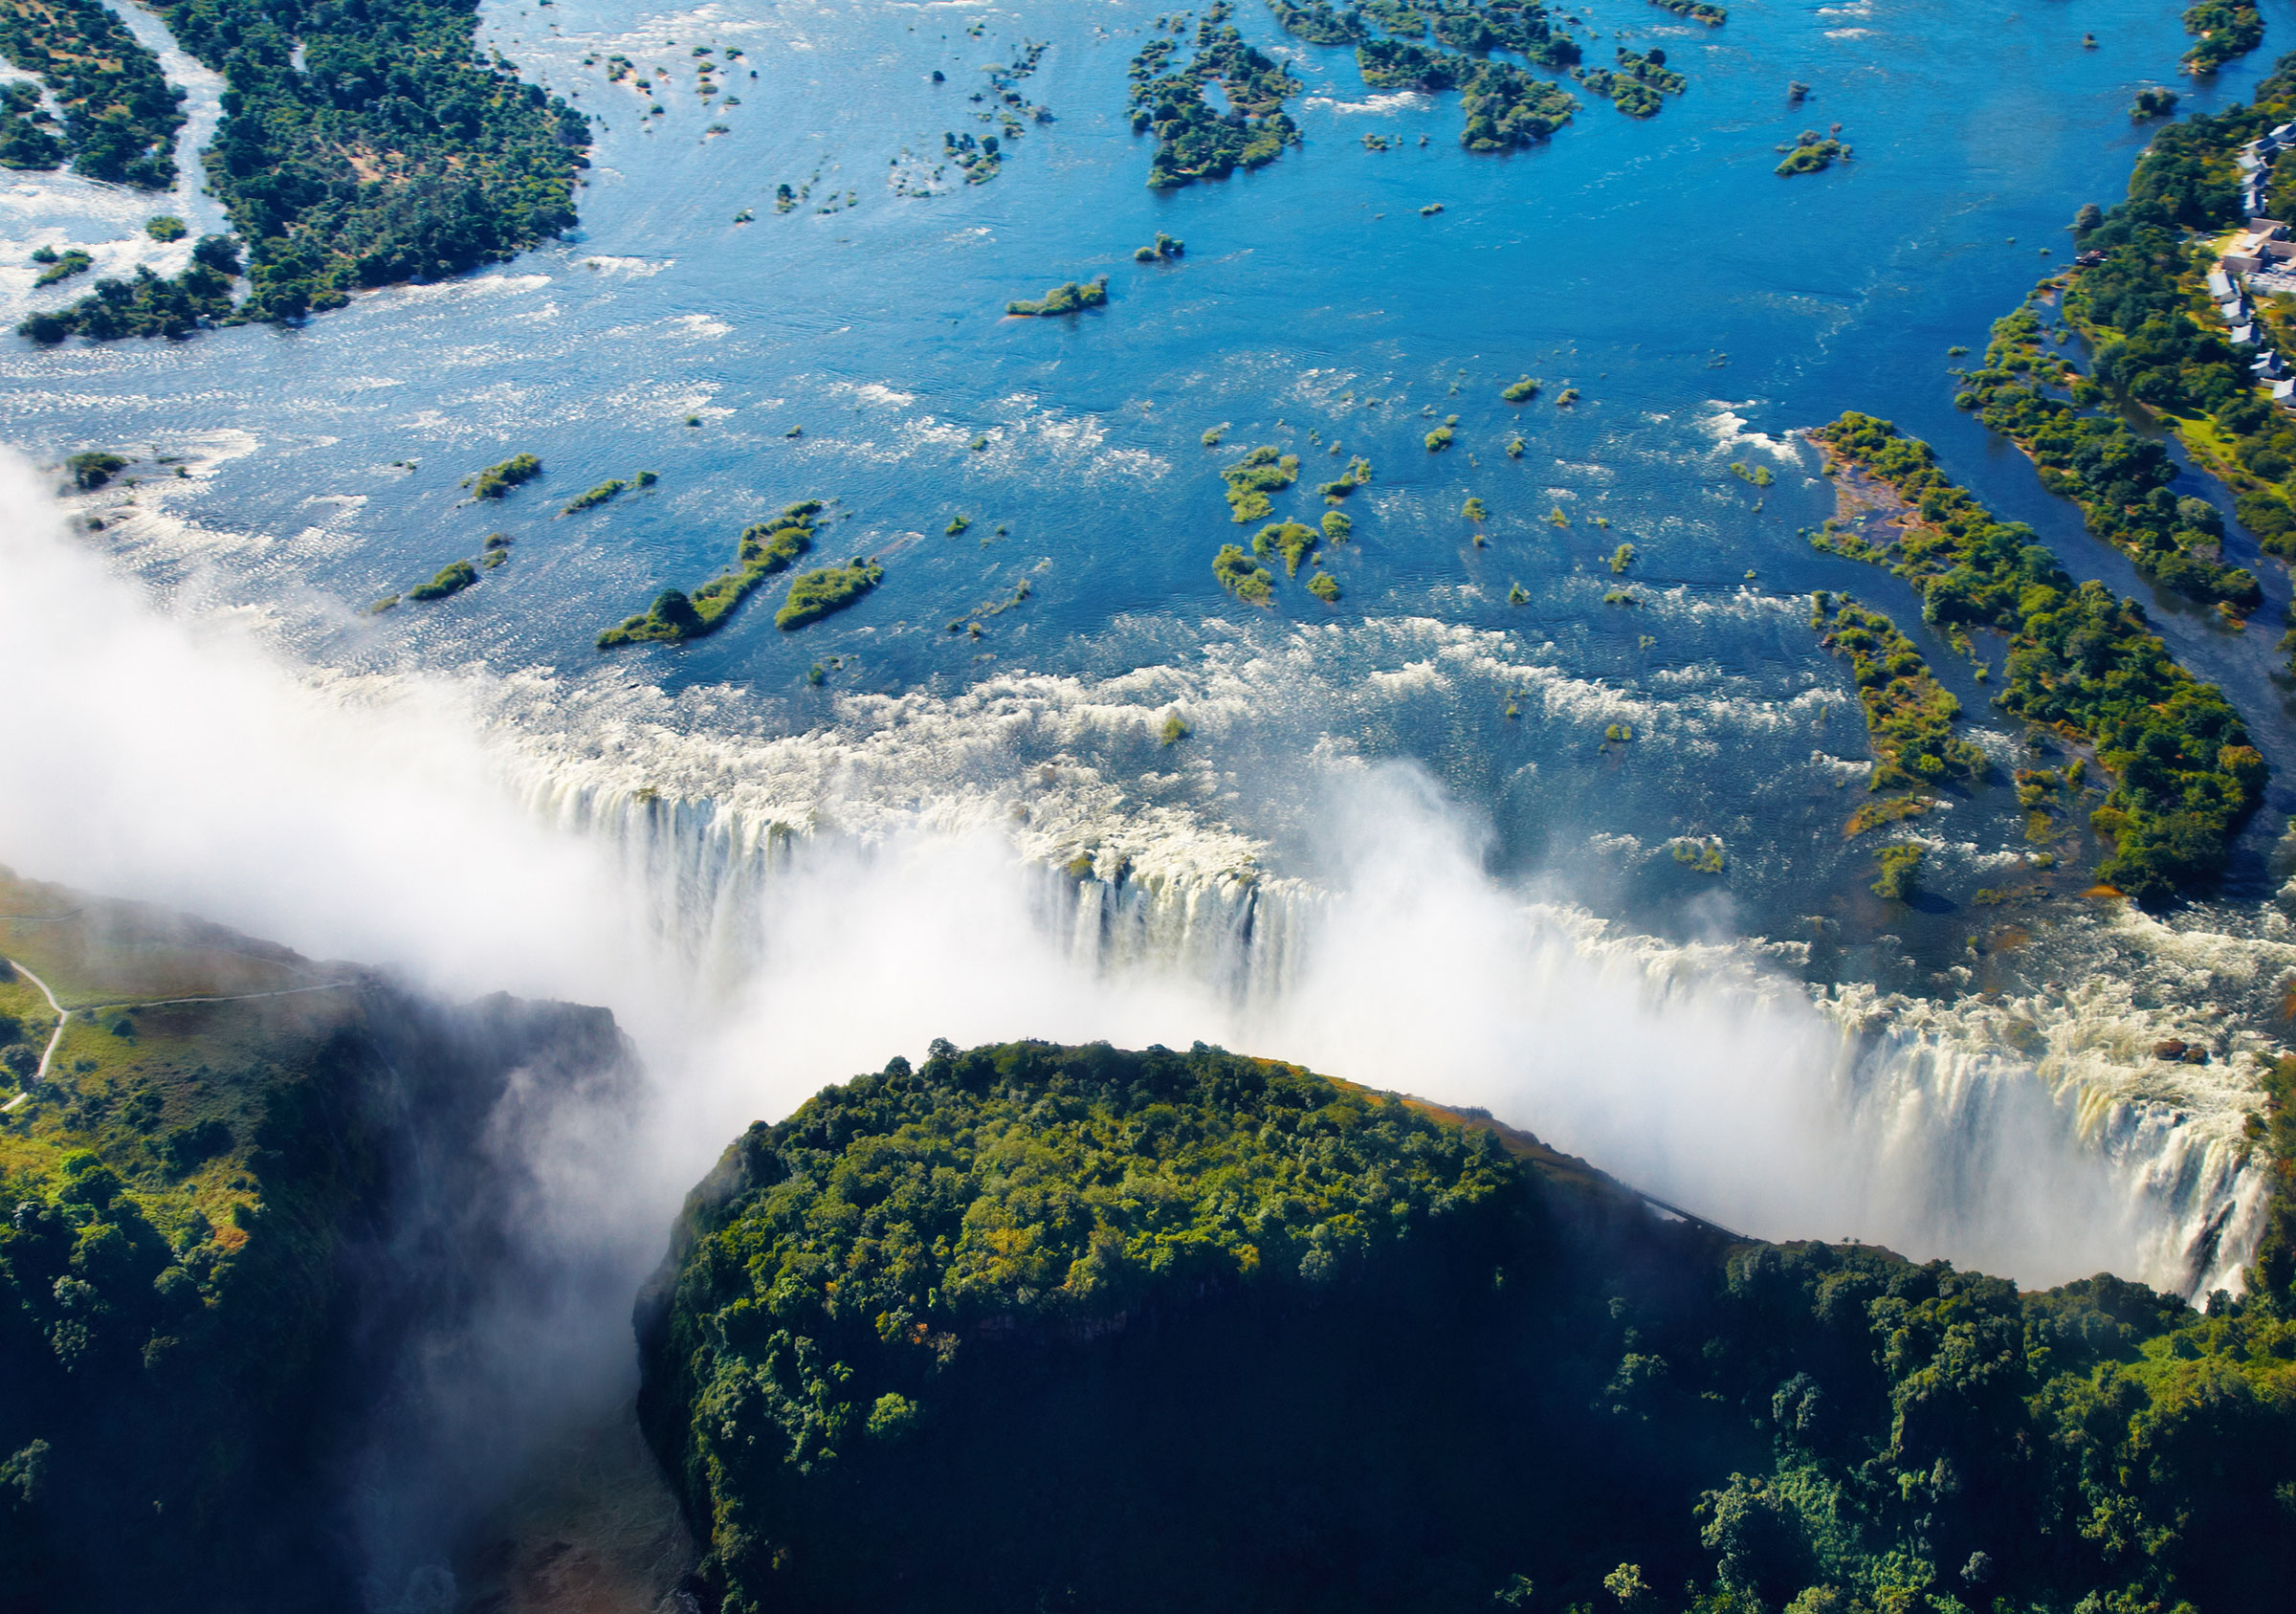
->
467, 452, 541, 501
19, 0, 588, 344
1811, 412, 2262, 903
1776, 127, 1849, 175
638, 1038, 2296, 1614
1005, 276, 1107, 316
775, 557, 883, 630
563, 469, 658, 514
599, 500, 822, 647
0, 0, 184, 185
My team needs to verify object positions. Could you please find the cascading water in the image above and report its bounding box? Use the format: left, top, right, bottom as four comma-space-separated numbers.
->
487, 717, 2276, 1301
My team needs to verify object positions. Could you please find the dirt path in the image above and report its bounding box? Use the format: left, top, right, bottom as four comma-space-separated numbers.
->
3, 958, 71, 1106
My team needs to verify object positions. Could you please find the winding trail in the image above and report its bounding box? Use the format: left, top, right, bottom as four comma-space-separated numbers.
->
3, 958, 70, 1109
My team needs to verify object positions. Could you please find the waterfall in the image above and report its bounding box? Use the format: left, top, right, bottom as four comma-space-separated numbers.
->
490, 736, 2273, 1303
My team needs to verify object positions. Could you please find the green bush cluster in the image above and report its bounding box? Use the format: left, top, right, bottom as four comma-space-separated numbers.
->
0, 0, 185, 187
1813, 413, 2263, 901
1869, 841, 1924, 899
1250, 520, 1317, 576
776, 557, 883, 630
0, 79, 64, 170
1222, 444, 1300, 522
470, 452, 541, 500
1127, 3, 1301, 188
1212, 542, 1273, 604
1319, 454, 1373, 503
1647, 0, 1726, 22
2182, 0, 2263, 74
1812, 594, 1984, 793
406, 558, 475, 600
601, 500, 822, 647
19, 235, 240, 343
563, 470, 655, 514
638, 1040, 2296, 1614
1574, 48, 1684, 119
1004, 276, 1108, 317
1776, 134, 1847, 176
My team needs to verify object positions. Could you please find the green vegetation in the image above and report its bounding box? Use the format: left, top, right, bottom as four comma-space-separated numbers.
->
1212, 542, 1273, 604
150, 0, 585, 323
406, 559, 475, 601
2182, 1, 2263, 75
1776, 131, 1848, 175
1263, 2, 1581, 151
1128, 3, 1301, 188
1728, 459, 1774, 487
1250, 520, 1317, 576
1425, 424, 1454, 451
0, 0, 185, 187
562, 470, 655, 514
1670, 834, 1725, 872
1134, 232, 1185, 261
1419, 201, 1445, 215
1005, 276, 1108, 317
1556, 386, 1579, 406
469, 453, 541, 500
1574, 48, 1685, 119
1462, 497, 1488, 522
1812, 412, 2263, 901
1959, 292, 2263, 610
32, 246, 88, 286
600, 500, 822, 648
1320, 510, 1352, 542
65, 450, 124, 490
776, 558, 883, 630
1608, 542, 1635, 573
1870, 841, 1925, 899
945, 513, 971, 536
0, 78, 63, 169
1647, 0, 1726, 22
1507, 580, 1529, 604
18, 233, 243, 343
2130, 85, 2179, 122
1968, 55, 2296, 606
1159, 714, 1190, 745
1202, 422, 1228, 448
1811, 592, 1984, 801
0, 869, 631, 1611
1502, 375, 1540, 402
1319, 454, 1372, 503
143, 214, 186, 242
643, 1039, 2296, 1614
1308, 570, 1340, 602
1603, 721, 1633, 742
1222, 445, 1299, 521
1507, 435, 1525, 457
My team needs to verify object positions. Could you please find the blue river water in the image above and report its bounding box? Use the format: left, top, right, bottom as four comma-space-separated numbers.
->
4, 0, 2295, 971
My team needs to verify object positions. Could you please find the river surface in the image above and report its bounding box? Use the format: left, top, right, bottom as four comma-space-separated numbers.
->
4, 0, 2296, 1294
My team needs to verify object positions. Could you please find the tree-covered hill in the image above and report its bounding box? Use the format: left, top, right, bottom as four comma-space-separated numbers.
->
640, 1040, 2296, 1614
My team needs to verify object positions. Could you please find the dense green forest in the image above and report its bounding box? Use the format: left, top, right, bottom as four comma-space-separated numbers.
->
639, 1040, 2296, 1614
2181, 1, 2263, 76
22, 0, 586, 343
0, 0, 185, 186
1812, 413, 2262, 903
